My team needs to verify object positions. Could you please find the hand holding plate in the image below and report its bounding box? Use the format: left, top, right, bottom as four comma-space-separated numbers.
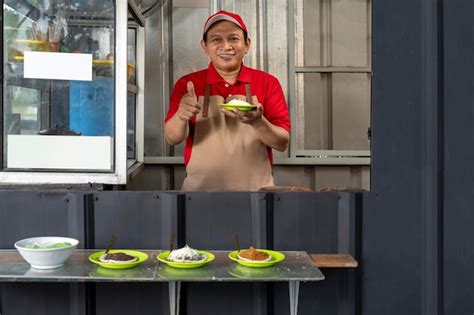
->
221, 103, 263, 125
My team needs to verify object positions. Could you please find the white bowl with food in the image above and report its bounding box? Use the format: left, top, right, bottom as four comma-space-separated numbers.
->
14, 236, 79, 269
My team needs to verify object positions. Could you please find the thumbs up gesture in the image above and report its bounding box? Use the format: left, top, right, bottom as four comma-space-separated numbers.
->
177, 81, 201, 121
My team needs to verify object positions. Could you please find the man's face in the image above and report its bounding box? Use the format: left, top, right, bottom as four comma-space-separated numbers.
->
201, 21, 250, 73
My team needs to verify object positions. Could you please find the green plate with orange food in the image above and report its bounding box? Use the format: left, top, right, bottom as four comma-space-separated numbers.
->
157, 250, 215, 269
88, 250, 149, 269
218, 103, 257, 111
228, 249, 285, 268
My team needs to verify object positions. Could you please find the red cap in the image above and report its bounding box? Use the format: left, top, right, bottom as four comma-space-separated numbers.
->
203, 10, 248, 36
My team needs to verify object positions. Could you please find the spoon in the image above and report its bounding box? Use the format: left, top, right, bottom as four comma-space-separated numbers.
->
235, 234, 241, 254
104, 234, 116, 254
169, 233, 175, 254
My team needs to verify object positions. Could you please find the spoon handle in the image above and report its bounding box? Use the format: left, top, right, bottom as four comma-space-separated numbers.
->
105, 235, 116, 254
235, 234, 241, 254
169, 233, 175, 253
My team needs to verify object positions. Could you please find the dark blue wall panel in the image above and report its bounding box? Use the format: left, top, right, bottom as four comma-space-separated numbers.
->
443, 0, 474, 314
363, 0, 424, 314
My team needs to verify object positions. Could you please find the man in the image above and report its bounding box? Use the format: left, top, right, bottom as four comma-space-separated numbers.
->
165, 10, 290, 191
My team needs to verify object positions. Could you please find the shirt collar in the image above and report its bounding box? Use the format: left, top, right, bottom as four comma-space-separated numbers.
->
207, 62, 252, 84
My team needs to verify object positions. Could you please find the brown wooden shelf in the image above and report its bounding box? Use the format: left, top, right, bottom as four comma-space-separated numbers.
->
310, 254, 358, 268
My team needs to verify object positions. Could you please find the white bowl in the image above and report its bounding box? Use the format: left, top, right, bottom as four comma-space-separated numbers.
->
14, 236, 79, 269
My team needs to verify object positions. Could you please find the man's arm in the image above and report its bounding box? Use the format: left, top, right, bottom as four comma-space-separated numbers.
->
164, 81, 200, 145
221, 104, 289, 152
249, 107, 289, 152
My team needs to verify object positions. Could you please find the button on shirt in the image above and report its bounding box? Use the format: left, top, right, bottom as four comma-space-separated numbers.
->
166, 63, 291, 166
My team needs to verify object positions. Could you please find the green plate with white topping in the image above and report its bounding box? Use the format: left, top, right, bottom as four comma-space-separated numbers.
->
157, 250, 215, 269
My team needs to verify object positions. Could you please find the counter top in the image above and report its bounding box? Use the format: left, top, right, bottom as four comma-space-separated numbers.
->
0, 250, 324, 283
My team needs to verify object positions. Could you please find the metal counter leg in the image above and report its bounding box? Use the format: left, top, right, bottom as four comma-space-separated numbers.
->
168, 281, 181, 315
289, 280, 300, 315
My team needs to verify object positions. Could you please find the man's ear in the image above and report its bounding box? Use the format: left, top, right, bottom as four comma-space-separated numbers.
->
245, 38, 251, 54
200, 39, 208, 55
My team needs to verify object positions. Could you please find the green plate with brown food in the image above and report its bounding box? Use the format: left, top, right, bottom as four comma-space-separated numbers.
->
88, 250, 148, 269
157, 250, 215, 269
218, 103, 257, 111
228, 249, 285, 268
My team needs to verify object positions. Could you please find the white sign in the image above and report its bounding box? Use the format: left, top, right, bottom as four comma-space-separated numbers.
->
24, 52, 93, 81
7, 135, 113, 170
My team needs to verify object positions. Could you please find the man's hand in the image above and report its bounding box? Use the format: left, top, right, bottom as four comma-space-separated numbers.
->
220, 103, 264, 125
219, 103, 289, 151
177, 81, 201, 121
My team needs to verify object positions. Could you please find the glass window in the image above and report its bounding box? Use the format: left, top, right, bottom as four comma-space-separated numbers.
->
3, 0, 116, 172
127, 28, 136, 85
127, 91, 136, 160
127, 27, 137, 162
292, 0, 371, 156
295, 0, 371, 67
295, 73, 371, 151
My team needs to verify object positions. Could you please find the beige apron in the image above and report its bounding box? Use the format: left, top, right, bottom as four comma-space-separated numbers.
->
181, 84, 274, 191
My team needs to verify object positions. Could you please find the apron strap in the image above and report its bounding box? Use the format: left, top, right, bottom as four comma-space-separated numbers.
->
202, 84, 211, 118
244, 83, 253, 104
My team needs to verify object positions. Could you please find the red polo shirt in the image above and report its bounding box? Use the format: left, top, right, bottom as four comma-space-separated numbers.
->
165, 63, 290, 165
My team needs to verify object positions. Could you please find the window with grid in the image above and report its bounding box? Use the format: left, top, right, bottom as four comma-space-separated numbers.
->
289, 0, 371, 161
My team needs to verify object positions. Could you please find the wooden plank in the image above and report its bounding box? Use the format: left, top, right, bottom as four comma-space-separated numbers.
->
310, 254, 358, 268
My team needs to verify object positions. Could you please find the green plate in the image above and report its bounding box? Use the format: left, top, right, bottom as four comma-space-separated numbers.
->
218, 103, 257, 111
88, 250, 149, 269
157, 250, 215, 269
228, 249, 285, 268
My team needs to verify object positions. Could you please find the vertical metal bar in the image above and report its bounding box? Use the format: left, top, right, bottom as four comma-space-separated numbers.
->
160, 193, 181, 248
366, 0, 372, 68
323, 0, 333, 150
326, 72, 333, 149
421, 0, 441, 313
66, 193, 85, 248
337, 193, 350, 253
250, 191, 270, 315
251, 193, 267, 248
84, 193, 96, 249
1, 6, 4, 170
266, 192, 274, 250
168, 281, 181, 315
355, 193, 363, 315
294, 0, 305, 151
115, 0, 129, 183
0, 284, 3, 315
288, 0, 297, 158
256, 0, 267, 71
211, 0, 220, 13
289, 281, 300, 315
69, 284, 87, 315
136, 26, 146, 163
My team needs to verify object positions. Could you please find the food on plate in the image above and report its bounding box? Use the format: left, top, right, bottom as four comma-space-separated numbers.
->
237, 247, 271, 262
25, 242, 72, 249
226, 99, 252, 106
167, 245, 207, 263
99, 252, 138, 264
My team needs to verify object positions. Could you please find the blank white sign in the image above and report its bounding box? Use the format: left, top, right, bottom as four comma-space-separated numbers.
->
24, 52, 92, 81
7, 135, 112, 170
